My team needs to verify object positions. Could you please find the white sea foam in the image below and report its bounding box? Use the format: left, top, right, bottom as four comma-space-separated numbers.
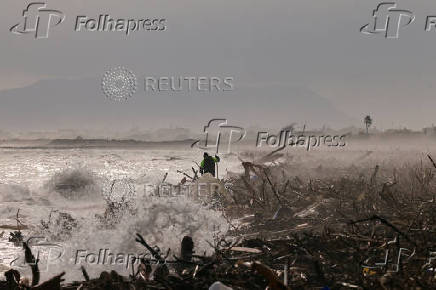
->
0, 148, 240, 282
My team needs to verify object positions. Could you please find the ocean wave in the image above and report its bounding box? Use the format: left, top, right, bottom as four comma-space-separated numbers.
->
28, 195, 229, 281
43, 167, 102, 200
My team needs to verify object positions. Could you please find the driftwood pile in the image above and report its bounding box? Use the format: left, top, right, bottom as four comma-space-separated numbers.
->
1, 155, 436, 289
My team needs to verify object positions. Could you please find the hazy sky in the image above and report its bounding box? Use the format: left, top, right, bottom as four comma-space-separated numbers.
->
1, 0, 436, 132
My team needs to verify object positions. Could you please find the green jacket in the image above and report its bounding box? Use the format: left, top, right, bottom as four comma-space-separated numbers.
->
200, 155, 220, 176
200, 156, 219, 168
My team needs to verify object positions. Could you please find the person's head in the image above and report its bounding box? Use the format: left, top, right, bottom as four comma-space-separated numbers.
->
203, 152, 209, 158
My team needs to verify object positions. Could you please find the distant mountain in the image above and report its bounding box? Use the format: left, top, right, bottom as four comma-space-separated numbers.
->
0, 138, 196, 149
0, 78, 356, 132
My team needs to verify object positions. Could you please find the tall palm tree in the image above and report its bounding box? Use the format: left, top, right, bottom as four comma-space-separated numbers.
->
364, 115, 372, 134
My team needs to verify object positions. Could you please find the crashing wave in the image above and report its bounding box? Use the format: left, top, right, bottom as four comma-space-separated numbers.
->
44, 167, 101, 200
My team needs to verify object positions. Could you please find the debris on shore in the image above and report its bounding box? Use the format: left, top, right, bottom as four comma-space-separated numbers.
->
1, 154, 436, 289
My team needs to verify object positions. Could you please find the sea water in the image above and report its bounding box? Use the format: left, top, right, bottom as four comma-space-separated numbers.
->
0, 148, 241, 282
